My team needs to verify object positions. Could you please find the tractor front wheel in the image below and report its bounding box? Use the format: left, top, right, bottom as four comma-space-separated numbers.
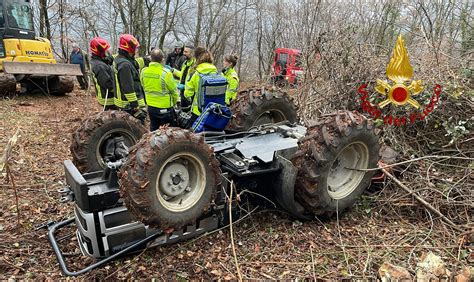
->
119, 128, 221, 230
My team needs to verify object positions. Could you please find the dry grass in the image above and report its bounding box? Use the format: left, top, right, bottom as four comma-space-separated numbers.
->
0, 88, 472, 279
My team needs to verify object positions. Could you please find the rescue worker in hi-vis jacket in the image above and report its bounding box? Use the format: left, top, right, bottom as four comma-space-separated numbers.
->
222, 54, 239, 105
170, 44, 196, 110
140, 49, 178, 131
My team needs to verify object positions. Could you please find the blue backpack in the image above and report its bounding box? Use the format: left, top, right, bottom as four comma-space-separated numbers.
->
192, 102, 232, 133
196, 72, 228, 112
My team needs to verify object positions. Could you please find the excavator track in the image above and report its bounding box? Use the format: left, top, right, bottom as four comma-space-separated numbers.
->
0, 73, 17, 95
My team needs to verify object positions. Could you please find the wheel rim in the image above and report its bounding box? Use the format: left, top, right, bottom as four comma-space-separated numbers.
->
96, 129, 137, 168
253, 109, 287, 127
327, 142, 370, 200
156, 152, 206, 212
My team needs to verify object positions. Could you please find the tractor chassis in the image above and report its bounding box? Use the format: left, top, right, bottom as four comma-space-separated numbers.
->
44, 123, 309, 276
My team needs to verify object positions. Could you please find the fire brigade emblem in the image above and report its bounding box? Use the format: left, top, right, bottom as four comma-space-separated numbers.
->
357, 35, 442, 126
375, 35, 424, 109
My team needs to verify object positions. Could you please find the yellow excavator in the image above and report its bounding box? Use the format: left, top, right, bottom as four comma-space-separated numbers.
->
0, 0, 82, 95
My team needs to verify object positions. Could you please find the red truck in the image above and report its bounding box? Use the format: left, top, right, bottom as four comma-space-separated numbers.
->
271, 48, 304, 87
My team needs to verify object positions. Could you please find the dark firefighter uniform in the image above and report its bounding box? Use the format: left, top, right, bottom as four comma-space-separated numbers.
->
140, 62, 178, 131
113, 49, 146, 114
91, 54, 115, 109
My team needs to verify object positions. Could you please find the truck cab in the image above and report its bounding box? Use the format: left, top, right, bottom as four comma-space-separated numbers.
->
271, 48, 304, 87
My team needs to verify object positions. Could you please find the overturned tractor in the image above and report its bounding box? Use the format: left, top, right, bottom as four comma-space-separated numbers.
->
47, 87, 380, 276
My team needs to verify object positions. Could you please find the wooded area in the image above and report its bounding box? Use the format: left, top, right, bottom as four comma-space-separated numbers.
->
33, 0, 472, 80
1, 0, 472, 280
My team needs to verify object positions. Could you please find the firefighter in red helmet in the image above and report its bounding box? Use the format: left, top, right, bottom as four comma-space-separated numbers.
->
113, 34, 147, 122
89, 37, 115, 110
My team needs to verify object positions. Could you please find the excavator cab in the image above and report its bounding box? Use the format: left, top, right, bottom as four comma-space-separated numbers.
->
0, 0, 35, 40
0, 0, 82, 95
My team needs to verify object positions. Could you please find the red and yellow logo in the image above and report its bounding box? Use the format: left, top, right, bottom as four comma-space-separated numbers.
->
358, 35, 442, 126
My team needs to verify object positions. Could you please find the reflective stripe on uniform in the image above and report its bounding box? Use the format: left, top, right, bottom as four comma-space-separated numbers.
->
141, 62, 177, 108
138, 98, 146, 107
136, 57, 145, 70
124, 92, 138, 102
113, 60, 125, 108
92, 74, 114, 106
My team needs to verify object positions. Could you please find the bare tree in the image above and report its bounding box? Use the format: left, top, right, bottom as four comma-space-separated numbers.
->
38, 0, 51, 40
194, 0, 203, 46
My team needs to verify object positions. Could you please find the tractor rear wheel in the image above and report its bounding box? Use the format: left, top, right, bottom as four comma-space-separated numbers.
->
119, 128, 221, 230
70, 110, 147, 173
292, 111, 380, 217
227, 87, 298, 131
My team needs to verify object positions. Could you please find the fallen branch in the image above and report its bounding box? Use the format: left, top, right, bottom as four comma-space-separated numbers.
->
309, 245, 317, 280
0, 128, 19, 173
347, 154, 474, 172
380, 167, 466, 233
336, 201, 352, 276
1, 129, 20, 227
229, 180, 243, 282
6, 164, 20, 227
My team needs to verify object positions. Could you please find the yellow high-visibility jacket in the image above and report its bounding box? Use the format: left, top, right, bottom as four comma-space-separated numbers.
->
184, 62, 218, 116
222, 67, 239, 105
140, 62, 178, 108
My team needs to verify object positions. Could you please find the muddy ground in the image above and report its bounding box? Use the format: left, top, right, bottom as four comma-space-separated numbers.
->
0, 88, 471, 279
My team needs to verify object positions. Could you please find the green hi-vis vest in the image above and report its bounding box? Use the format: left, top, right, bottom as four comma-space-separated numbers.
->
222, 67, 239, 105
140, 62, 178, 108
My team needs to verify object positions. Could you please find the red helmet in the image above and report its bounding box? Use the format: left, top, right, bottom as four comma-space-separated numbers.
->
89, 37, 110, 57
119, 34, 139, 53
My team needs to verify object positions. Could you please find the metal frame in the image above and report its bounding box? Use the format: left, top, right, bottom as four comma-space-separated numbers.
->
47, 218, 163, 277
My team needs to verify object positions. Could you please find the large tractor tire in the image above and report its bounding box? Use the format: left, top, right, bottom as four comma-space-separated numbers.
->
119, 128, 221, 230
292, 111, 380, 217
227, 87, 298, 131
0, 73, 17, 94
70, 111, 147, 173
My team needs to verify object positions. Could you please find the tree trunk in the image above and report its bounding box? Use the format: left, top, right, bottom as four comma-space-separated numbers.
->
256, 1, 264, 80
39, 0, 51, 40
59, 0, 68, 62
194, 0, 203, 47
158, 0, 171, 50
116, 0, 129, 34
237, 0, 248, 78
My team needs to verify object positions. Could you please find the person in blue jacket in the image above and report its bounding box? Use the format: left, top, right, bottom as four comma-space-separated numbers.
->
70, 43, 90, 90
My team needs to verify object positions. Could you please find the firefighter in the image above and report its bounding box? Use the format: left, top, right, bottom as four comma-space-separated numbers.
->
113, 34, 147, 123
222, 54, 239, 105
140, 49, 178, 131
171, 44, 196, 110
89, 37, 115, 110
183, 48, 219, 126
